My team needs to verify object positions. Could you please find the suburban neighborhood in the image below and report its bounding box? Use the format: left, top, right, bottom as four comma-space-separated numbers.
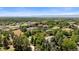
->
0, 17, 79, 51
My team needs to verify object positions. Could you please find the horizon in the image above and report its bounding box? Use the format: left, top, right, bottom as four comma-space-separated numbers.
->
0, 7, 79, 17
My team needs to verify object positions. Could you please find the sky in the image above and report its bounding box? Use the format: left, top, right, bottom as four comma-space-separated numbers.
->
0, 7, 79, 17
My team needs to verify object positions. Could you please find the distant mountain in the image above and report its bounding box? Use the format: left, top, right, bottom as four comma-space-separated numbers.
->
31, 15, 79, 18
0, 15, 79, 18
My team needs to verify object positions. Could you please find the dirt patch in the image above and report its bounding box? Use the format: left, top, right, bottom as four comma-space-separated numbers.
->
13, 29, 24, 37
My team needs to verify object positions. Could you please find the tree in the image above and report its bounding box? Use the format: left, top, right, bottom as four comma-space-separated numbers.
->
74, 29, 79, 35
62, 38, 77, 51
20, 24, 27, 32
55, 30, 64, 44
31, 33, 45, 51
2, 31, 10, 49
62, 30, 72, 38
54, 30, 64, 50
71, 34, 79, 42
13, 35, 31, 51
3, 39, 9, 49
0, 34, 3, 47
24, 31, 32, 37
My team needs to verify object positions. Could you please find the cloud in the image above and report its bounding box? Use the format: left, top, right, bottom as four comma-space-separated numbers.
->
63, 7, 73, 11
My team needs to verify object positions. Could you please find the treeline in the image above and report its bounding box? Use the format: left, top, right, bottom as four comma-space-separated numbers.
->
0, 17, 79, 22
